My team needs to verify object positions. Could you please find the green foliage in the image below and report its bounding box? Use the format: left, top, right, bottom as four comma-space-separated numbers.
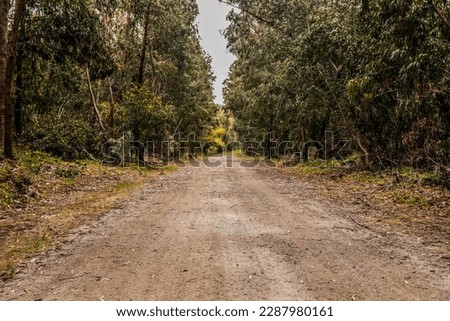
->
55, 165, 80, 179
223, 0, 450, 169
423, 167, 450, 189
7, 0, 216, 161
0, 182, 15, 207
0, 261, 15, 281
116, 181, 137, 191
204, 127, 227, 154
16, 150, 59, 174
23, 114, 100, 160
0, 158, 33, 207
122, 85, 175, 142
394, 191, 428, 207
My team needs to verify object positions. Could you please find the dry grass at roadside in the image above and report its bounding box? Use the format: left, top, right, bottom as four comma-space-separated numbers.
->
0, 151, 176, 281
284, 163, 450, 254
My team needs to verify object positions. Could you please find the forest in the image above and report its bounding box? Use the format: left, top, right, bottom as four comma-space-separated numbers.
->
0, 0, 218, 163
0, 0, 449, 174
223, 0, 450, 173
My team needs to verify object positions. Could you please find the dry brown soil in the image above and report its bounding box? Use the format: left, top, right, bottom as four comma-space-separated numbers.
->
0, 155, 449, 300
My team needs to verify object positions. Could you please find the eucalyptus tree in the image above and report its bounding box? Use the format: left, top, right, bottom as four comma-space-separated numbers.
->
348, 0, 450, 167
223, 0, 450, 168
0, 0, 216, 160
0, 0, 8, 150
0, 0, 26, 158
111, 0, 216, 149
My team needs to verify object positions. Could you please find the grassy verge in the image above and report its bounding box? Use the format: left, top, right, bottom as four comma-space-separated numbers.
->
283, 158, 449, 247
0, 150, 176, 281
231, 149, 274, 165
231, 149, 254, 160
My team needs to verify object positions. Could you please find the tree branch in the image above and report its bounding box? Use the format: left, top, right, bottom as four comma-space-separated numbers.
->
218, 0, 274, 27
348, 214, 372, 230
430, 0, 450, 30
86, 66, 106, 135
107, 77, 115, 134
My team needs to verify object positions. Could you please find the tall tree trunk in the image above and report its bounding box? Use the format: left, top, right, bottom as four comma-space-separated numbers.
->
0, 0, 9, 154
3, 0, 26, 159
135, 2, 152, 165
14, 40, 24, 137
137, 2, 151, 87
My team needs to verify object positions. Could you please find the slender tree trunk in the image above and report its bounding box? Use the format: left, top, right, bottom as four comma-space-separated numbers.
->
149, 38, 156, 78
352, 132, 371, 169
14, 41, 24, 137
107, 77, 115, 135
134, 1, 152, 165
86, 66, 107, 135
137, 2, 151, 87
4, 0, 26, 159
117, 6, 132, 100
0, 0, 9, 154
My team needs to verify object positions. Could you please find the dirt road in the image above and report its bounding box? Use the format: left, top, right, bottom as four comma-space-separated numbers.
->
1, 155, 449, 300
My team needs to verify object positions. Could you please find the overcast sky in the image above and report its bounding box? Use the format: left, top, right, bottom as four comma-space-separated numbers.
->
196, 0, 236, 105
